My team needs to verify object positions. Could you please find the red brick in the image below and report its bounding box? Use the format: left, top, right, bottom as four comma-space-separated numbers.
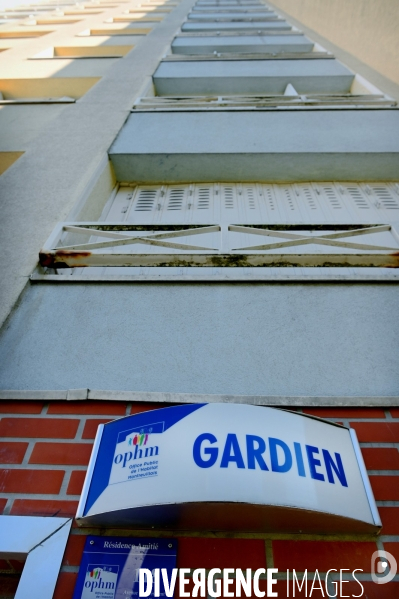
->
48, 401, 126, 415
175, 578, 272, 599
361, 448, 399, 470
175, 577, 270, 599
390, 408, 399, 418
10, 499, 78, 517
53, 572, 78, 599
236, 579, 273, 599
0, 469, 64, 494
350, 422, 399, 443
175, 578, 275, 599
339, 582, 399, 599
174, 577, 194, 599
0, 442, 28, 464
0, 573, 20, 596
8, 559, 25, 572
0, 418, 79, 439
176, 538, 266, 569
272, 540, 376, 572
29, 442, 93, 465
0, 401, 43, 414
63, 535, 87, 566
0, 558, 24, 571
370, 476, 399, 500
183, 579, 321, 599
384, 542, 399, 566
303, 408, 386, 419
221, 580, 271, 599
67, 470, 86, 495
82, 419, 111, 439
380, 507, 399, 534
278, 580, 399, 599
274, 579, 327, 598
0, 498, 7, 513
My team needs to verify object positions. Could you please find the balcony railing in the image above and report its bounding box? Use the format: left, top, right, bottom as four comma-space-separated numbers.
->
133, 93, 397, 110
38, 223, 399, 270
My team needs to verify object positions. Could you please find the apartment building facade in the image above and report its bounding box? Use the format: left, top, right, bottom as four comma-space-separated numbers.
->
0, 0, 398, 597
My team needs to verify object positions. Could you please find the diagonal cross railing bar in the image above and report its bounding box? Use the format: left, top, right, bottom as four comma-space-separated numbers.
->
38, 223, 399, 270
58, 225, 220, 251
229, 225, 397, 251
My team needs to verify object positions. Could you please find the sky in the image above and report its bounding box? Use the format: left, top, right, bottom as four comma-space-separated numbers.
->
0, 0, 31, 10
0, 0, 71, 13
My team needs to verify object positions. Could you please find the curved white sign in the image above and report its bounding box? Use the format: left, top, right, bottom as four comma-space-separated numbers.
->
77, 403, 381, 534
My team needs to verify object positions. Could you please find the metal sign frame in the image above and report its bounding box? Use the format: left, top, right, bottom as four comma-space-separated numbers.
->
76, 404, 382, 534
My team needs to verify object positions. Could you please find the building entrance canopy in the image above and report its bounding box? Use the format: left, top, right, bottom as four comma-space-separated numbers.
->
76, 403, 381, 534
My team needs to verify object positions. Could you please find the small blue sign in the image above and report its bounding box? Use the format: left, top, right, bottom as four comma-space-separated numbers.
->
72, 536, 177, 599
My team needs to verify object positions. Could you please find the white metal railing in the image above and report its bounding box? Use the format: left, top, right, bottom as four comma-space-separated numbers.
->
34, 182, 399, 280
133, 94, 397, 110
161, 51, 333, 60
39, 223, 399, 270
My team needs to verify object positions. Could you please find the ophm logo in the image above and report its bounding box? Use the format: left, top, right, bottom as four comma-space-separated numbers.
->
89, 567, 102, 579
128, 433, 149, 447
112, 427, 160, 479
82, 565, 118, 598
110, 423, 162, 485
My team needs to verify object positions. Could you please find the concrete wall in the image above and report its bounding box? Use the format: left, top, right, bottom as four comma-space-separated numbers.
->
0, 0, 197, 330
0, 104, 70, 150
269, 0, 399, 85
0, 283, 398, 396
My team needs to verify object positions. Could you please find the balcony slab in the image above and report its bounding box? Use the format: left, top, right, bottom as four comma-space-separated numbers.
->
109, 110, 399, 182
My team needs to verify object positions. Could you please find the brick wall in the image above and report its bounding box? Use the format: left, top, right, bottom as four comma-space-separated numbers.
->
0, 401, 398, 598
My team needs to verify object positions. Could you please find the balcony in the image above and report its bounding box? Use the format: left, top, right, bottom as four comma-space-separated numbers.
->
108, 108, 399, 182
171, 33, 314, 55
152, 56, 354, 95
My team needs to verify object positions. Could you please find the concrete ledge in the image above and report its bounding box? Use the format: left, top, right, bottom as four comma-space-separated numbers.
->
187, 12, 280, 19
182, 21, 291, 31
109, 110, 399, 182
153, 58, 353, 95
0, 389, 398, 407
171, 34, 314, 54
110, 152, 399, 182
192, 6, 275, 12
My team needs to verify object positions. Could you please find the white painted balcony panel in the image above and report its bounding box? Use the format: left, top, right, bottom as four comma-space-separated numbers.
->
181, 21, 291, 31
192, 7, 274, 12
196, 1, 266, 4
172, 34, 313, 54
35, 182, 399, 279
153, 59, 353, 95
108, 110, 399, 182
187, 12, 279, 19
196, 1, 266, 5
104, 183, 399, 225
